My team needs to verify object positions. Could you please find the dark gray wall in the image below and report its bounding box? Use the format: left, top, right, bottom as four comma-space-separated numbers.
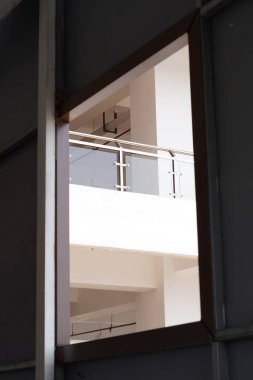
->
60, 0, 253, 378
0, 137, 37, 363
0, 0, 38, 366
61, 0, 197, 94
0, 369, 35, 380
228, 340, 253, 380
64, 345, 212, 380
0, 0, 38, 152
211, 0, 253, 328
1, 0, 253, 378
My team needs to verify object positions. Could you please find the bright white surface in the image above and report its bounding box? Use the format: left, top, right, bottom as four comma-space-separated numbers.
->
70, 246, 157, 291
135, 257, 200, 331
165, 265, 201, 326
70, 184, 198, 256
127, 46, 195, 199
129, 69, 159, 195
155, 45, 193, 152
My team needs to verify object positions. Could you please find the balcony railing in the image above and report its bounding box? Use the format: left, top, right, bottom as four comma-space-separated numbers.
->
69, 131, 195, 200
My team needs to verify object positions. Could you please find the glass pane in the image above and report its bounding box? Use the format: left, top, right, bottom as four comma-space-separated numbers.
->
125, 152, 196, 199
69, 145, 118, 190
173, 156, 196, 200
125, 153, 160, 196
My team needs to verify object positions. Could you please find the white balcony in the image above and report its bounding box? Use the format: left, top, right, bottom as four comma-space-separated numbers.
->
68, 133, 200, 341
69, 132, 197, 255
70, 185, 198, 256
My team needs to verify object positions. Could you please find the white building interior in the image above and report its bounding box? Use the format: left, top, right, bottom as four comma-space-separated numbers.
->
68, 44, 201, 343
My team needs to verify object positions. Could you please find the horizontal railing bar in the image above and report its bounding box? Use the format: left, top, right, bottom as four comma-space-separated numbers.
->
69, 131, 194, 157
69, 139, 119, 152
121, 147, 193, 164
69, 139, 194, 164
70, 322, 136, 337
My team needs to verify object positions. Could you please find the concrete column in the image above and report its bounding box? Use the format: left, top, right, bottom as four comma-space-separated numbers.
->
154, 45, 194, 199
135, 256, 200, 331
154, 46, 193, 151
129, 69, 159, 195
130, 46, 198, 330
163, 258, 201, 326
135, 257, 166, 331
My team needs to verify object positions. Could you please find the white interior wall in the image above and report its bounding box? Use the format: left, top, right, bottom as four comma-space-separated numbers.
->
129, 69, 159, 195
130, 69, 157, 145
69, 44, 200, 339
135, 257, 200, 331
70, 288, 79, 303
70, 246, 157, 291
154, 46, 194, 199
135, 257, 169, 331
69, 258, 200, 338
164, 265, 201, 326
128, 46, 194, 198
71, 288, 135, 317
155, 45, 193, 151
123, 46, 198, 330
117, 96, 130, 108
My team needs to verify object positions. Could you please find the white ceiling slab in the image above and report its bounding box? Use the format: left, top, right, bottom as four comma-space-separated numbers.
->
70, 245, 157, 292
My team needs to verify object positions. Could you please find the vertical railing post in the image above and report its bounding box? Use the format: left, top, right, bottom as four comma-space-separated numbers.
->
171, 158, 176, 198
119, 147, 124, 192
177, 161, 182, 198
116, 151, 121, 190
169, 151, 176, 198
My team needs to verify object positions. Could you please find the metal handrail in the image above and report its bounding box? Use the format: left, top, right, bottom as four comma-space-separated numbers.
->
69, 131, 194, 196
69, 139, 193, 165
69, 131, 194, 157
70, 322, 136, 337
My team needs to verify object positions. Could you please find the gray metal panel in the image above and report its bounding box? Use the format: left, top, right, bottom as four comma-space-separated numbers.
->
62, 0, 196, 94
56, 124, 70, 345
228, 339, 253, 379
0, 0, 38, 153
0, 0, 22, 21
0, 369, 35, 380
64, 345, 212, 380
211, 0, 253, 327
0, 137, 37, 363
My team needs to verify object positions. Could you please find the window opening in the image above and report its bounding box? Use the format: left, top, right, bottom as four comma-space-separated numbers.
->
68, 42, 200, 344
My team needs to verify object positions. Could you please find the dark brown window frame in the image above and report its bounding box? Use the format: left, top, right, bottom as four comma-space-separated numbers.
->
55, 11, 214, 365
